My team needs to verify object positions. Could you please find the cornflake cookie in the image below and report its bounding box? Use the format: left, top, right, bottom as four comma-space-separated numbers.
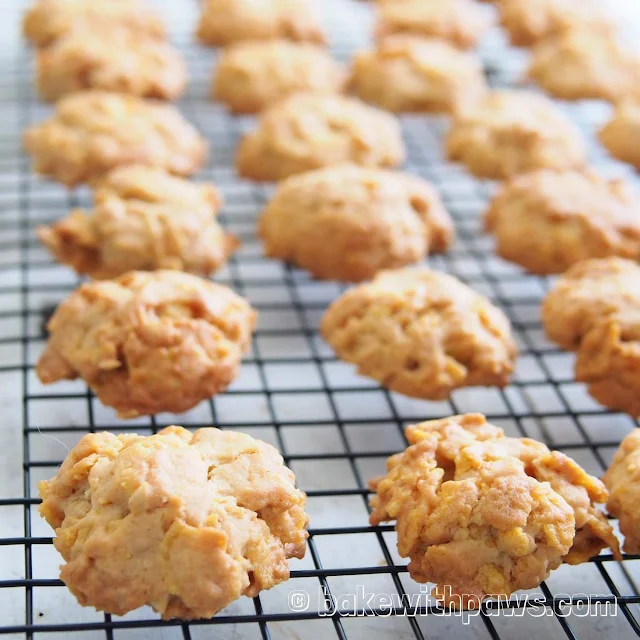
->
600, 103, 640, 170
39, 425, 308, 618
23, 0, 166, 48
376, 0, 490, 50
36, 271, 256, 417
236, 93, 405, 182
213, 40, 345, 114
446, 90, 586, 180
347, 35, 487, 114
196, 0, 325, 47
484, 170, 640, 274
24, 91, 207, 187
259, 165, 454, 282
37, 165, 237, 279
36, 27, 187, 102
603, 429, 640, 553
370, 414, 620, 608
320, 268, 516, 399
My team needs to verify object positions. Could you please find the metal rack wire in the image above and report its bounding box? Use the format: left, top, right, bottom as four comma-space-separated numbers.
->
2, 0, 640, 638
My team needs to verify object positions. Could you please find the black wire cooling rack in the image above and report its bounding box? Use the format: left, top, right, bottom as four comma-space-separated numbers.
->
2, 0, 640, 638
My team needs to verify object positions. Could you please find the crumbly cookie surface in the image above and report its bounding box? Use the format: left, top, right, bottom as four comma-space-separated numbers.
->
320, 268, 516, 399
236, 93, 405, 181
446, 90, 586, 179
347, 35, 486, 113
376, 0, 490, 50
370, 413, 620, 608
24, 91, 207, 186
259, 165, 453, 282
600, 103, 640, 170
196, 0, 325, 47
39, 426, 308, 618
36, 27, 187, 102
36, 271, 256, 417
485, 170, 640, 274
213, 40, 345, 114
37, 165, 236, 279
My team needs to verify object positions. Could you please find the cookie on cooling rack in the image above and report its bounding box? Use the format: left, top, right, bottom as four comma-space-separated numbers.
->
213, 40, 345, 114
23, 90, 207, 187
320, 268, 517, 399
258, 165, 454, 282
445, 90, 586, 180
39, 425, 308, 618
484, 170, 640, 274
236, 93, 405, 182
347, 35, 487, 114
375, 0, 490, 50
600, 103, 640, 170
35, 27, 187, 102
37, 165, 237, 279
36, 271, 256, 418
196, 0, 325, 47
23, 0, 166, 48
370, 413, 620, 609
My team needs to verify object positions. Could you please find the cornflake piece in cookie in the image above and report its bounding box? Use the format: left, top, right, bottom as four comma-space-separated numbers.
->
196, 0, 325, 47
320, 268, 516, 399
236, 93, 405, 182
37, 165, 237, 279
369, 413, 620, 608
445, 90, 586, 180
600, 102, 640, 170
23, 0, 166, 48
347, 35, 487, 114
24, 91, 207, 187
36, 271, 256, 418
38, 425, 308, 618
213, 40, 345, 114
484, 170, 640, 274
259, 165, 454, 282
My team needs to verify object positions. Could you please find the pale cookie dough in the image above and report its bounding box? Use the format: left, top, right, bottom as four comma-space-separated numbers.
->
600, 102, 640, 170
23, 0, 166, 48
36, 27, 187, 102
24, 91, 207, 187
347, 35, 487, 113
445, 90, 586, 180
603, 429, 640, 553
39, 426, 308, 618
236, 93, 405, 181
320, 268, 517, 399
36, 271, 256, 418
258, 165, 454, 282
370, 414, 620, 608
484, 170, 640, 274
213, 40, 345, 114
37, 165, 237, 279
376, 0, 490, 50
196, 0, 325, 47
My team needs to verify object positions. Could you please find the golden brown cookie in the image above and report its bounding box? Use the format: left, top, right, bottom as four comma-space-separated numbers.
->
603, 429, 640, 553
236, 93, 405, 181
196, 0, 325, 47
445, 90, 586, 179
37, 165, 236, 279
23, 0, 166, 48
258, 165, 453, 282
24, 91, 207, 187
376, 0, 490, 50
369, 413, 620, 609
484, 170, 640, 274
320, 268, 516, 399
39, 425, 308, 619
35, 27, 187, 102
347, 35, 487, 113
36, 271, 256, 418
600, 102, 640, 170
213, 40, 345, 114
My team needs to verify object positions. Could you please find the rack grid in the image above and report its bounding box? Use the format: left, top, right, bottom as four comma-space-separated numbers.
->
1, 0, 640, 638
